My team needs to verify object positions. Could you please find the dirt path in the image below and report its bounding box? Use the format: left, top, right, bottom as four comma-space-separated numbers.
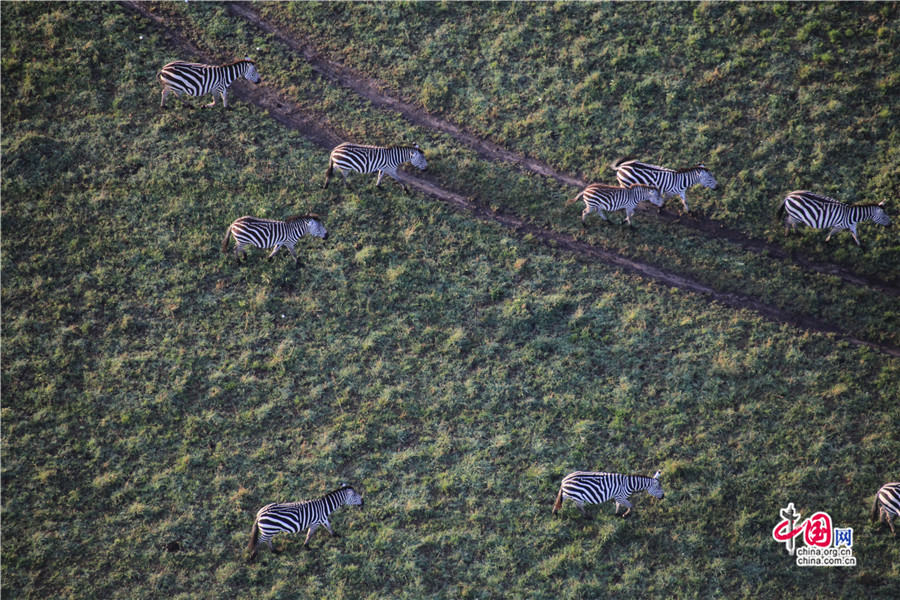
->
122, 1, 900, 358
224, 1, 899, 299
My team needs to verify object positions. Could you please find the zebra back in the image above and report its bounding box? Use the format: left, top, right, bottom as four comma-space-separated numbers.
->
330, 143, 428, 173
782, 191, 891, 229
558, 470, 664, 504
578, 183, 664, 210
872, 482, 900, 522
158, 58, 260, 97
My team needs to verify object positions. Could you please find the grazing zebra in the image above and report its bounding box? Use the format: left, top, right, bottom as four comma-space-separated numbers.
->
611, 158, 718, 213
777, 190, 891, 247
570, 183, 664, 227
553, 470, 664, 519
158, 57, 261, 109
248, 485, 364, 560
221, 214, 328, 263
323, 142, 428, 195
871, 482, 900, 535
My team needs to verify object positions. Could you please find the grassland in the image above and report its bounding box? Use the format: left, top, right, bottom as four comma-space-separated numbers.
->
2, 3, 898, 600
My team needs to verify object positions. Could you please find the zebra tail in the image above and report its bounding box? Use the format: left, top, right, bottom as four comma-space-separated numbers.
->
221, 226, 232, 254
248, 520, 260, 552
566, 189, 586, 206
776, 199, 787, 220
323, 159, 334, 189
872, 495, 881, 523
610, 156, 633, 171
552, 487, 564, 514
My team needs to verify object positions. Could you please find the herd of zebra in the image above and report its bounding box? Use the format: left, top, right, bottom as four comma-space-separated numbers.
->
157, 57, 898, 559
159, 57, 892, 262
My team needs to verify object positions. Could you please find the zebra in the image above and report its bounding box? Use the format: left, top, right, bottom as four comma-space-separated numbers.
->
611, 158, 718, 213
221, 214, 328, 263
569, 183, 664, 227
247, 484, 364, 560
323, 142, 428, 195
777, 190, 891, 247
158, 57, 261, 109
871, 482, 900, 535
552, 470, 664, 519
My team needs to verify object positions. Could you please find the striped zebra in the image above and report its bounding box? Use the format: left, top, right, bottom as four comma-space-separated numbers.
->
777, 190, 891, 247
611, 159, 718, 213
247, 485, 364, 560
553, 470, 664, 519
323, 142, 428, 195
221, 214, 328, 263
570, 183, 664, 227
871, 482, 900, 535
158, 57, 261, 109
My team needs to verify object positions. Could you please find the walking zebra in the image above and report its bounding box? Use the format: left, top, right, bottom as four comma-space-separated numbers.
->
611, 159, 718, 213
570, 183, 664, 227
323, 142, 428, 195
221, 214, 328, 263
553, 470, 664, 519
777, 190, 891, 247
247, 485, 364, 560
158, 57, 261, 109
871, 482, 900, 535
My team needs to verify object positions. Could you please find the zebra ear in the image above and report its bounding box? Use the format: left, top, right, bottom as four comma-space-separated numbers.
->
653, 470, 661, 479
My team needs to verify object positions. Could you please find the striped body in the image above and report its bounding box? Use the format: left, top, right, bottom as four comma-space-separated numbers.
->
222, 215, 328, 263
778, 190, 891, 246
324, 142, 428, 194
248, 485, 364, 560
572, 183, 664, 226
158, 58, 261, 109
871, 482, 900, 535
553, 470, 664, 519
611, 159, 718, 213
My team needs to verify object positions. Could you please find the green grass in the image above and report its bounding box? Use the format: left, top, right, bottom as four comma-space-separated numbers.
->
2, 3, 899, 600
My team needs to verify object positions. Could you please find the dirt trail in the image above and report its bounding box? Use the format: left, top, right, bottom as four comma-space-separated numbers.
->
121, 1, 900, 358
224, 1, 899, 299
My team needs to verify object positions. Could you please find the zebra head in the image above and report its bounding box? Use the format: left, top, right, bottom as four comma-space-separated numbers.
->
696, 165, 717, 190
307, 218, 329, 240
242, 57, 262, 84
639, 184, 665, 208
340, 484, 364, 508
648, 471, 665, 499
409, 144, 428, 171
873, 202, 891, 227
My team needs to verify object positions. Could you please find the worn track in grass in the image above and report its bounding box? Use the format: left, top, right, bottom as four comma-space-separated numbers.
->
121, 1, 900, 358
224, 1, 900, 299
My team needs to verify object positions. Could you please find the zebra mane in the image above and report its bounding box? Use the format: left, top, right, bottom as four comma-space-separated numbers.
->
325, 484, 352, 498
285, 213, 321, 223
676, 164, 709, 173
224, 58, 256, 67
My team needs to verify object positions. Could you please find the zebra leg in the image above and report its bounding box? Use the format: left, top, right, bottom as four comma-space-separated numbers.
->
624, 207, 635, 227
384, 168, 411, 194
573, 499, 591, 520
286, 244, 299, 264
221, 89, 228, 110
824, 226, 844, 244
376, 170, 385, 187
849, 224, 861, 246
234, 243, 247, 262
680, 192, 690, 214
323, 520, 340, 538
615, 498, 634, 518
160, 87, 171, 108
302, 524, 320, 548
266, 245, 282, 260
